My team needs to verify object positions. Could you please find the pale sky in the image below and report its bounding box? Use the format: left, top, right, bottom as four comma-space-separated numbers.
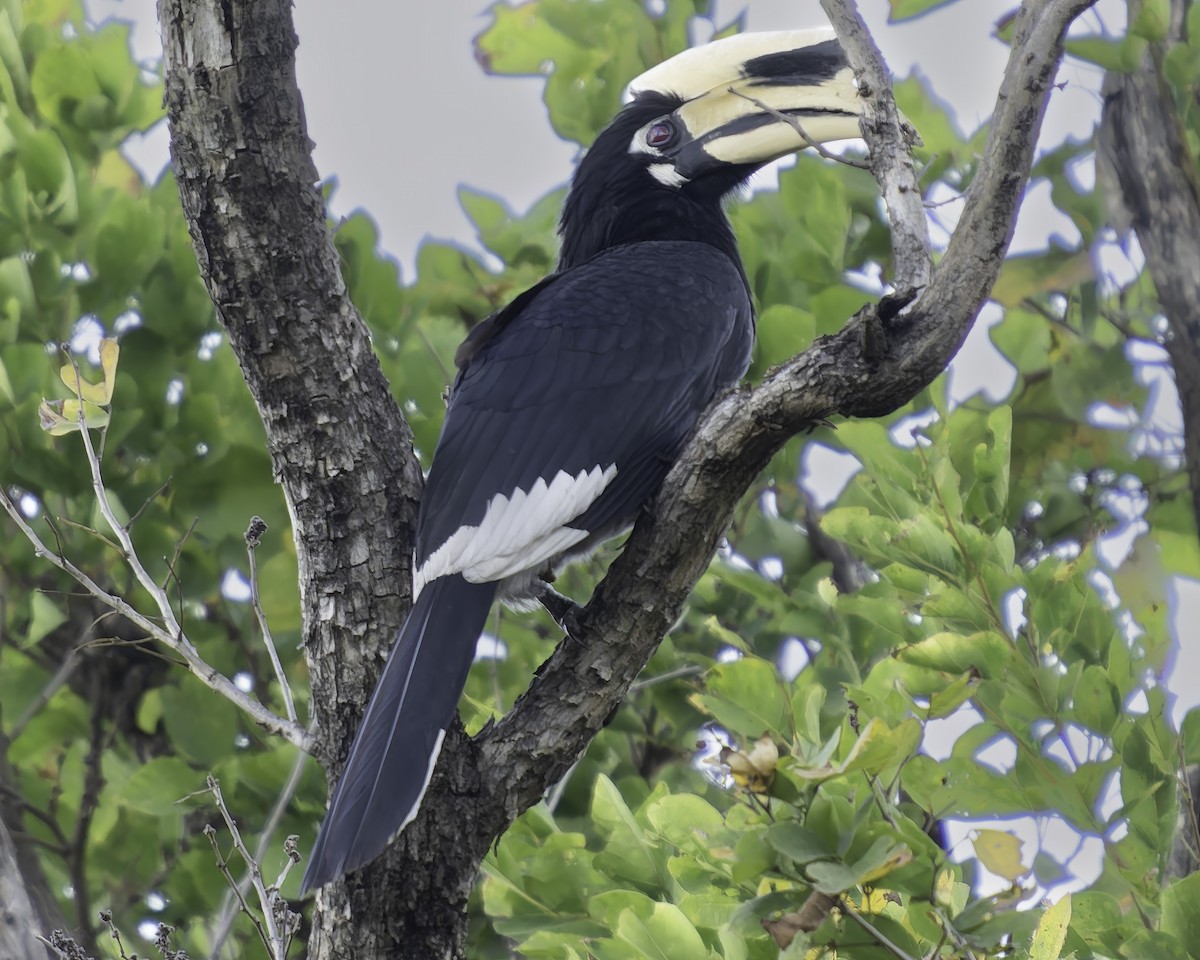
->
85, 0, 1195, 899
97, 0, 1119, 271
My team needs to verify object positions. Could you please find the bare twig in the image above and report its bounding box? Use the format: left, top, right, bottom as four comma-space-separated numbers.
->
126, 474, 174, 530
209, 737, 311, 959
64, 353, 187, 645
98, 910, 134, 960
206, 774, 296, 960
544, 760, 578, 815
37, 930, 98, 960
628, 664, 705, 692
0, 486, 309, 750
819, 0, 932, 291
728, 87, 870, 169
9, 642, 81, 741
839, 897, 921, 960
244, 517, 298, 725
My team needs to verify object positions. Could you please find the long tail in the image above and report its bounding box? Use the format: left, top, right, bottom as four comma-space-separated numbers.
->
301, 574, 497, 890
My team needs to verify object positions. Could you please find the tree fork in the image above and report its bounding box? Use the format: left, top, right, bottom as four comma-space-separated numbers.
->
158, 0, 1096, 957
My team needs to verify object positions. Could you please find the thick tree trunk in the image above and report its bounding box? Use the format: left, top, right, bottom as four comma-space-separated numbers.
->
0, 817, 50, 960
156, 1, 426, 956
156, 0, 1096, 956
0, 752, 67, 960
1099, 0, 1200, 536
1099, 29, 1200, 880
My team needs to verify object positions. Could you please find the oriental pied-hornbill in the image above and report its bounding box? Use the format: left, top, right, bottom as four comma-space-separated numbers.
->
302, 28, 863, 891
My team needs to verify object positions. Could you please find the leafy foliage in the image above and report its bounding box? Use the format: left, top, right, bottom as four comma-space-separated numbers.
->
0, 0, 1197, 958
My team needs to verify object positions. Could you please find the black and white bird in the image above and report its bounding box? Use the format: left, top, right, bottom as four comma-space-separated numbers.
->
302, 28, 863, 890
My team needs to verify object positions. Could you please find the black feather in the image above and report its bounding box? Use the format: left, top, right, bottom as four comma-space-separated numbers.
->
301, 575, 497, 891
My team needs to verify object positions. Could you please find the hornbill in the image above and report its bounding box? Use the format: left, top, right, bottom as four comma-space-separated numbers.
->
302, 28, 863, 891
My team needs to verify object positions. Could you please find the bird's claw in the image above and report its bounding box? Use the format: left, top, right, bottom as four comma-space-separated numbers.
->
539, 588, 586, 644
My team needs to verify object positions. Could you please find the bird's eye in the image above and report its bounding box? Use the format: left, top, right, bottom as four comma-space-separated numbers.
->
646, 120, 677, 148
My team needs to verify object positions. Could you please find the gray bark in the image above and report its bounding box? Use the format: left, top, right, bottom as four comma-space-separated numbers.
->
1099, 2, 1200, 879
1099, 0, 1200, 539
156, 0, 426, 956
157, 0, 1097, 956
0, 763, 63, 960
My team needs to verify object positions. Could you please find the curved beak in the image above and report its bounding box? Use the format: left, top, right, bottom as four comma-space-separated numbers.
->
631, 30, 864, 179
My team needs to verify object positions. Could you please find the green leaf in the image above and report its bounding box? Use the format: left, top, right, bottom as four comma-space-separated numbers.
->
1181, 708, 1200, 764
1065, 35, 1147, 73
644, 794, 724, 849
161, 677, 241, 767
116, 757, 200, 815
898, 631, 1012, 678
0, 353, 13, 405
24, 590, 66, 646
31, 42, 101, 122
591, 775, 657, 886
690, 655, 791, 741
991, 248, 1094, 308
805, 858, 860, 895
765, 822, 830, 864
753, 303, 816, 372
926, 671, 978, 719
1072, 664, 1119, 735
888, 0, 957, 21
1161, 873, 1200, 952
1120, 930, 1190, 960
1030, 894, 1070, 960
614, 901, 707, 959
0, 255, 36, 326
94, 191, 165, 291
991, 308, 1051, 377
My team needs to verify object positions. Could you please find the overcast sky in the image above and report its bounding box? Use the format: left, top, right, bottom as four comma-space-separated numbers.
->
96, 0, 1121, 272
82, 0, 1200, 897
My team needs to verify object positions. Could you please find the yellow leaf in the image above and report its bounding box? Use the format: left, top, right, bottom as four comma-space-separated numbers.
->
972, 829, 1027, 882
858, 888, 904, 913
934, 867, 955, 907
1030, 894, 1071, 960
57, 338, 119, 405
744, 734, 779, 776
98, 338, 119, 402
859, 848, 913, 884
715, 733, 779, 793
38, 398, 109, 436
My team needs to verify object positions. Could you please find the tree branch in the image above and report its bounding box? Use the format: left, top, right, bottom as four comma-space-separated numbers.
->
1098, 0, 1200, 535
820, 0, 932, 292
157, 0, 421, 765
0, 487, 307, 749
157, 0, 432, 954
157, 0, 1097, 956
476, 0, 1097, 842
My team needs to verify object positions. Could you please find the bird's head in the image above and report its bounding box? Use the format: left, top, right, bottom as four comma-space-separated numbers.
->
559, 29, 864, 269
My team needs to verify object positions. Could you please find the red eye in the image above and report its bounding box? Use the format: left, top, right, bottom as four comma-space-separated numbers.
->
646, 120, 677, 148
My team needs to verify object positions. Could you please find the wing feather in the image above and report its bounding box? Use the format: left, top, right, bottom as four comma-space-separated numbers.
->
416, 241, 754, 586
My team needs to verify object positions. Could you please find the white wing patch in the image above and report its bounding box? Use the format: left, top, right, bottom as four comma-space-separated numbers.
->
414, 464, 618, 597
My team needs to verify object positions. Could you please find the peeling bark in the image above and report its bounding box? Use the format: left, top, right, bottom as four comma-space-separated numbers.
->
0, 752, 65, 960
1098, 0, 1200, 880
156, 0, 425, 955
157, 0, 1097, 956
1099, 0, 1200, 538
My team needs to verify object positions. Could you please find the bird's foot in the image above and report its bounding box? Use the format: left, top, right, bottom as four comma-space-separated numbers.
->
539, 586, 586, 643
